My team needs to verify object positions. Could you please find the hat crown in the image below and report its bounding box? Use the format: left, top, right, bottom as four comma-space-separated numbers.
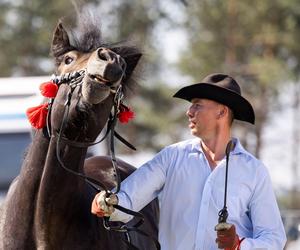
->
202, 73, 241, 95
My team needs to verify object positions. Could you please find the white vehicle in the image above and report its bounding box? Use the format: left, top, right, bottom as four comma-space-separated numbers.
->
0, 76, 106, 191
0, 76, 47, 190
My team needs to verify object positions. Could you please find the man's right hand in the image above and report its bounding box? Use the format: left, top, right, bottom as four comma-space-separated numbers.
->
91, 191, 118, 217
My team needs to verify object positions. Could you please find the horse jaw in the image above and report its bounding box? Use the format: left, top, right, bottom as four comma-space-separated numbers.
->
81, 75, 111, 104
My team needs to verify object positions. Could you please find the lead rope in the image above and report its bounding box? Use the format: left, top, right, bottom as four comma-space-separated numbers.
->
102, 87, 161, 249
55, 85, 110, 191
54, 81, 160, 250
110, 85, 124, 194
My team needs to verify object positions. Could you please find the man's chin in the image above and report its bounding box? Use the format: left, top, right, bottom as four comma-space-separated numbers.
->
190, 129, 202, 138
190, 129, 197, 136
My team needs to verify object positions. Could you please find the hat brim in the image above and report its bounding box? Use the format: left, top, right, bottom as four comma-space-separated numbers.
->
173, 83, 255, 124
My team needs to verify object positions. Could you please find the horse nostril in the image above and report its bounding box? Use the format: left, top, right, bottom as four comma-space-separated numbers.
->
97, 48, 108, 61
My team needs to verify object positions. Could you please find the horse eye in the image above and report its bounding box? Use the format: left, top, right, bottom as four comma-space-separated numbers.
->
64, 56, 74, 65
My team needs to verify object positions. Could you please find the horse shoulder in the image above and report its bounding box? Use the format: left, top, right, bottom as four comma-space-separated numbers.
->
83, 156, 137, 189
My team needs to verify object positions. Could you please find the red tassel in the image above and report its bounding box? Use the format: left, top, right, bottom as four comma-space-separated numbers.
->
118, 104, 135, 124
26, 103, 49, 129
39, 81, 58, 98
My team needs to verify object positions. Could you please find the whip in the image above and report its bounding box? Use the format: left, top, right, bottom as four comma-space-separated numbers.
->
215, 140, 235, 231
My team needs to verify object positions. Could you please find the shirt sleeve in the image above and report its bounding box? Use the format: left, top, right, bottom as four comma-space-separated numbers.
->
240, 166, 287, 250
110, 147, 169, 222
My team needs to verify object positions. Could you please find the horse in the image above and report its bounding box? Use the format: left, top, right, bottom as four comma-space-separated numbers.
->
0, 11, 159, 250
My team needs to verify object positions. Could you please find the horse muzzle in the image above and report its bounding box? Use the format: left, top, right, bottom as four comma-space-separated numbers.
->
82, 47, 126, 104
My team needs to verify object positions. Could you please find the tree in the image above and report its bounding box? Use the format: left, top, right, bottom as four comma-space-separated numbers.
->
0, 0, 188, 154
0, 0, 82, 76
178, 0, 297, 157
93, 0, 190, 153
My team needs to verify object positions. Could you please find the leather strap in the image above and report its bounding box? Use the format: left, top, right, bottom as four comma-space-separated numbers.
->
237, 237, 245, 250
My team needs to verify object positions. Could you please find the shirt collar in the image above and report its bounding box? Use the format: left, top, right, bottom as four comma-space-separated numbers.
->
230, 137, 249, 155
190, 137, 248, 156
191, 138, 202, 153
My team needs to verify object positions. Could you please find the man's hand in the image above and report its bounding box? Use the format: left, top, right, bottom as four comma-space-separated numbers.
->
215, 223, 239, 249
91, 191, 118, 217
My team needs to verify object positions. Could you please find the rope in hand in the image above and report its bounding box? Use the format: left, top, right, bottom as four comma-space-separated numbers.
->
53, 81, 160, 250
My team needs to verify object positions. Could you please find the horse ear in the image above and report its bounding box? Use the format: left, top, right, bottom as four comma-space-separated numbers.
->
51, 21, 74, 58
124, 52, 142, 77
111, 46, 142, 77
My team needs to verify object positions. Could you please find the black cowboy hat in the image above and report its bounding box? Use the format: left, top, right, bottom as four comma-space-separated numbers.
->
173, 73, 255, 124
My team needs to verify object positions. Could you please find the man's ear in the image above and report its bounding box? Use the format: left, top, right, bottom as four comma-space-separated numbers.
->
217, 106, 227, 119
51, 21, 74, 58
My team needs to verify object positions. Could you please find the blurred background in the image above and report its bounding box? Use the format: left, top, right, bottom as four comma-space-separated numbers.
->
0, 0, 300, 248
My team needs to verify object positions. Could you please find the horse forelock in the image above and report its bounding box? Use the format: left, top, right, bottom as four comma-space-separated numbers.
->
72, 10, 103, 52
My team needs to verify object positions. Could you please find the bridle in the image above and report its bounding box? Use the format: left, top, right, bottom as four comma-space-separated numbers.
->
46, 66, 160, 250
49, 68, 133, 191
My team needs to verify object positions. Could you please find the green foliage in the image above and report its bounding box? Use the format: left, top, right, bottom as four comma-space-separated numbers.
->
178, 0, 300, 156
0, 0, 76, 76
117, 82, 186, 152
0, 0, 186, 152
6, 0, 300, 158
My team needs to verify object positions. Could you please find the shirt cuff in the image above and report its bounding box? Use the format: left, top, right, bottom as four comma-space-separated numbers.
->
109, 193, 134, 223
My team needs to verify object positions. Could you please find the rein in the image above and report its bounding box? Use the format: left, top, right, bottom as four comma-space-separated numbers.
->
49, 69, 160, 250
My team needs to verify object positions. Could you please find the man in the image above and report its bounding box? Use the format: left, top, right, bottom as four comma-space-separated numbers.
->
91, 73, 286, 249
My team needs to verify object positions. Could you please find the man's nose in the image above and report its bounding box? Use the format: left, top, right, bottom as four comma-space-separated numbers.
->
186, 107, 193, 118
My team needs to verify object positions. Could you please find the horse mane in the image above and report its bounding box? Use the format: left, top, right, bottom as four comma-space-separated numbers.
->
53, 8, 141, 97
71, 9, 103, 53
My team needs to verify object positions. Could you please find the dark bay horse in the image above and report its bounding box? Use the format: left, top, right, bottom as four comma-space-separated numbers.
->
0, 12, 158, 250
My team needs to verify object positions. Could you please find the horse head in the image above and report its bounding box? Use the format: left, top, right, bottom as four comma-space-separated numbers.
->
49, 19, 141, 142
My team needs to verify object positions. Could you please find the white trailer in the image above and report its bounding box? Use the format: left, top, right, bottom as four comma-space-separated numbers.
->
0, 76, 47, 190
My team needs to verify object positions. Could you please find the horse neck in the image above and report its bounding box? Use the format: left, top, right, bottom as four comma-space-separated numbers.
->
0, 131, 50, 249
33, 101, 113, 246
36, 137, 88, 205
1, 98, 114, 248
35, 96, 114, 200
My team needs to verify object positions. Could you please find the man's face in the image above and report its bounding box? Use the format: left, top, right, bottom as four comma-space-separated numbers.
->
186, 98, 222, 139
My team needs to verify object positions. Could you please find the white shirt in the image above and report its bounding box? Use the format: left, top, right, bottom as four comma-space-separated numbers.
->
111, 138, 287, 250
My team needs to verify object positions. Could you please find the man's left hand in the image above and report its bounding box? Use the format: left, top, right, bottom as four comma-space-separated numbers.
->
215, 223, 239, 249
